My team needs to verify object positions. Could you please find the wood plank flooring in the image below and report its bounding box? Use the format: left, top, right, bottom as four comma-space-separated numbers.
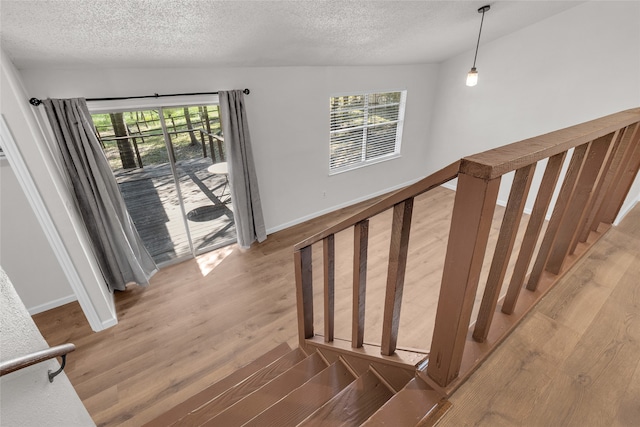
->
438, 203, 640, 427
32, 188, 392, 426
31, 185, 638, 426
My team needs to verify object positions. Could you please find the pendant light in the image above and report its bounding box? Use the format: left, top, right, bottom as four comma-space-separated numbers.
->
466, 5, 491, 87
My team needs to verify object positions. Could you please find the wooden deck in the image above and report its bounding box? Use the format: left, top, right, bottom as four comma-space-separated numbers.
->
115, 158, 236, 264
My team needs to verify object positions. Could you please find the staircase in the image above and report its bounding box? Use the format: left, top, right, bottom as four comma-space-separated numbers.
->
144, 343, 448, 426
145, 108, 640, 427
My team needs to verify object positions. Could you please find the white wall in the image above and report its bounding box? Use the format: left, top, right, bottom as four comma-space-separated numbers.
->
0, 158, 75, 313
8, 1, 640, 322
615, 169, 640, 225
428, 1, 640, 213
0, 267, 95, 426
20, 64, 440, 232
1, 49, 117, 330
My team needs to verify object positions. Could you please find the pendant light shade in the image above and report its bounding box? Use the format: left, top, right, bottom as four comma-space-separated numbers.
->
467, 5, 490, 87
466, 67, 478, 87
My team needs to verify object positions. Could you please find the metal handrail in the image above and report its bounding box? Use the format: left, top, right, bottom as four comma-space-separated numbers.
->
0, 343, 76, 383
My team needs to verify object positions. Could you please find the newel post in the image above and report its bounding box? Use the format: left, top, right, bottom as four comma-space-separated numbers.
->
427, 172, 500, 387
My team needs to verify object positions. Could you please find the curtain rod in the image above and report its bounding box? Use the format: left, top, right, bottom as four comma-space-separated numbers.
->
28, 88, 250, 106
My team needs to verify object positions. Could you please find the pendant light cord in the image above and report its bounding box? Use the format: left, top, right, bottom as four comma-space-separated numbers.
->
472, 7, 488, 69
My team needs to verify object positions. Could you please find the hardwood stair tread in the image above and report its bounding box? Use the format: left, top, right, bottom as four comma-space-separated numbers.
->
298, 369, 394, 426
142, 342, 291, 427
244, 359, 356, 427
315, 347, 416, 392
202, 352, 328, 426
361, 377, 447, 426
172, 347, 307, 426
366, 362, 414, 393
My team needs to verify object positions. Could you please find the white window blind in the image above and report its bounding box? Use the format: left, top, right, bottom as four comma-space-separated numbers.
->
330, 90, 406, 174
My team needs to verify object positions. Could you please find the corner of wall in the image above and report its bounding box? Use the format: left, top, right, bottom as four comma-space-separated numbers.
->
1, 48, 117, 331
614, 174, 640, 226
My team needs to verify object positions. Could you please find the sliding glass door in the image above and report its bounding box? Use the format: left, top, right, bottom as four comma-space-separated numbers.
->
92, 105, 236, 266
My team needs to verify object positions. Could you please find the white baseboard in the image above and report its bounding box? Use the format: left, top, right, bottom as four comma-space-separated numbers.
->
266, 178, 422, 235
28, 294, 77, 315
614, 198, 639, 226
441, 181, 457, 192
101, 317, 119, 329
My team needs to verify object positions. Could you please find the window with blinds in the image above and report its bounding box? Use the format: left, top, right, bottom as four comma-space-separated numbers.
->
329, 90, 406, 174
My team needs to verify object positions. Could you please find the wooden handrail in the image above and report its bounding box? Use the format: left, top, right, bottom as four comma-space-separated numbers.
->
199, 130, 225, 162
209, 133, 224, 142
461, 108, 640, 180
293, 160, 460, 250
427, 110, 640, 391
0, 343, 76, 379
293, 107, 640, 393
293, 160, 460, 368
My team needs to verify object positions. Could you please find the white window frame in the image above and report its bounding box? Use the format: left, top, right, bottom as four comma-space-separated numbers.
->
329, 90, 407, 175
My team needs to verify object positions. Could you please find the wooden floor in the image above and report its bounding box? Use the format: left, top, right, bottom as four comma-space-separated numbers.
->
33, 187, 391, 426
32, 187, 639, 426
439, 203, 640, 427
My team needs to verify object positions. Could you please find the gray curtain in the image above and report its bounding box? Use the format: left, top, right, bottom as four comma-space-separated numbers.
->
218, 90, 267, 248
43, 98, 157, 292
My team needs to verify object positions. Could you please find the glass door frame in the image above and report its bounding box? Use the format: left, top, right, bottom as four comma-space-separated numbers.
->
88, 94, 233, 267
157, 108, 196, 260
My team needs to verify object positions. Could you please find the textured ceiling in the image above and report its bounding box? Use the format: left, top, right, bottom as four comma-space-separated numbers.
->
0, 1, 582, 69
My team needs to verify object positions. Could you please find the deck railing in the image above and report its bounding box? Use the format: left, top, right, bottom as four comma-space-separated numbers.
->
293, 108, 640, 393
98, 128, 225, 169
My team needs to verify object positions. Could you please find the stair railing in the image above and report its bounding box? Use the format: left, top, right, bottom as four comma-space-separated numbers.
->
0, 343, 76, 382
293, 161, 461, 367
293, 107, 640, 388
426, 108, 640, 393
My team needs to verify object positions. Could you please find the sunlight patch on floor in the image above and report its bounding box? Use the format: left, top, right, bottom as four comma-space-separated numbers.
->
197, 245, 234, 276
